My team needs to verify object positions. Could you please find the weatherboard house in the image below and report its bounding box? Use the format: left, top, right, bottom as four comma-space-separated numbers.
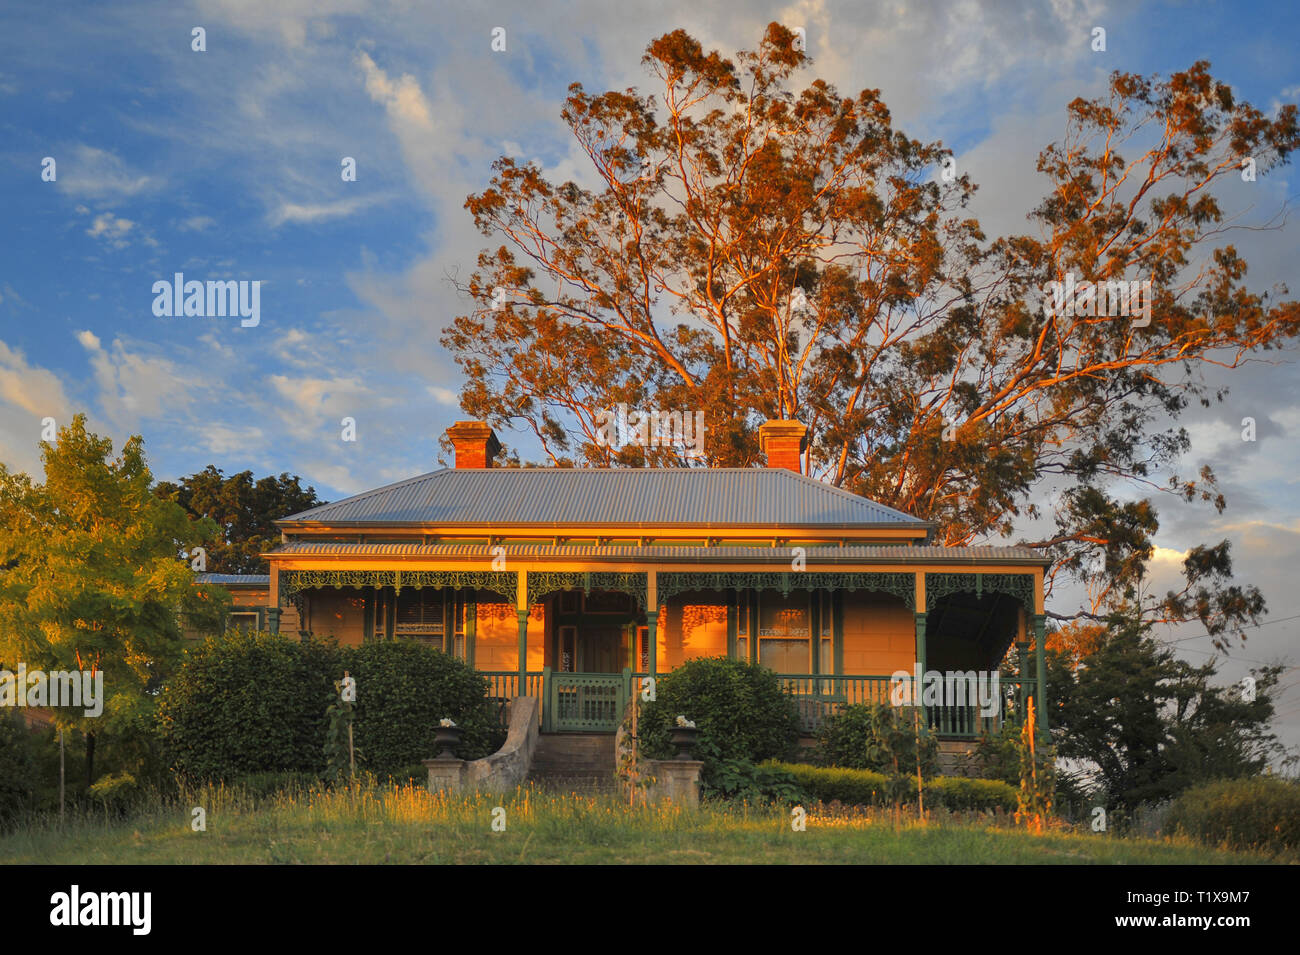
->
217, 420, 1049, 748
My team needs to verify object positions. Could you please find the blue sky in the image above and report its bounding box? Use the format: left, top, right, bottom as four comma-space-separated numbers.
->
2, 0, 1299, 746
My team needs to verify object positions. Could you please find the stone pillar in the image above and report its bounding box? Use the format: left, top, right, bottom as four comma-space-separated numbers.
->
424, 757, 465, 794
650, 759, 703, 808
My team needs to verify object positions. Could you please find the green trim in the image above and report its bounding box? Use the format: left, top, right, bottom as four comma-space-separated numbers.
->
726, 590, 737, 659
646, 610, 659, 677
833, 591, 844, 679
466, 598, 477, 668
281, 569, 517, 603
525, 571, 648, 610
516, 609, 529, 686
1033, 613, 1049, 737
657, 571, 915, 608
925, 572, 1035, 612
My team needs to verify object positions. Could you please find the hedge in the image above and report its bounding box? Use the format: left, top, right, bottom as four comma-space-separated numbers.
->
1164, 777, 1300, 854
158, 632, 502, 782
640, 657, 800, 765
767, 761, 1018, 811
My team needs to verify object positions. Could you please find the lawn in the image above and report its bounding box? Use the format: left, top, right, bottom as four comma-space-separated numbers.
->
0, 781, 1284, 864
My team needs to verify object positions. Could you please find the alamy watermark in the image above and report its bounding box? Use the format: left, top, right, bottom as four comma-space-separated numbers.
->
594, 404, 705, 457
152, 272, 261, 327
1042, 271, 1152, 328
0, 664, 104, 717
890, 665, 1000, 717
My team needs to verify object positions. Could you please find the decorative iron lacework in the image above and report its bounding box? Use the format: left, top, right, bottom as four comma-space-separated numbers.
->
280, 569, 517, 602
925, 572, 1035, 611
526, 571, 648, 609
656, 571, 915, 608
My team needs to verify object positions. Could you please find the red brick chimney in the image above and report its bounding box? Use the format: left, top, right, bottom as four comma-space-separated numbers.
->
759, 419, 807, 473
446, 421, 501, 469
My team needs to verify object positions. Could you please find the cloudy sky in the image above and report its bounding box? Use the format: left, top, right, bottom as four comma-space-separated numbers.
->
1, 0, 1297, 751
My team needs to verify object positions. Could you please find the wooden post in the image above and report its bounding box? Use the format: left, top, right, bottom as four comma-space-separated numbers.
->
1033, 614, 1049, 739
516, 570, 529, 691
646, 611, 659, 678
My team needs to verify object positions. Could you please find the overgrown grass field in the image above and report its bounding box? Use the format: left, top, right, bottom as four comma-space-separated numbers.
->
0, 781, 1287, 864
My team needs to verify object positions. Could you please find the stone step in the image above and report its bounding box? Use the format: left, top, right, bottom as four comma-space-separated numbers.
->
527, 734, 618, 783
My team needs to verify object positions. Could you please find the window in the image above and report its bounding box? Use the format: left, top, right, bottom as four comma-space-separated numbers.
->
395, 588, 445, 640
228, 611, 259, 633
758, 591, 811, 672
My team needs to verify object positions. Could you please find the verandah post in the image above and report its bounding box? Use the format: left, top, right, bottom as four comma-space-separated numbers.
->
1033, 613, 1049, 741
516, 570, 529, 693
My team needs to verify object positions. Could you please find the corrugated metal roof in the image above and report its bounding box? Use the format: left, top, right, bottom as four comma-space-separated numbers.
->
279, 468, 926, 528
266, 542, 1047, 565
194, 573, 271, 586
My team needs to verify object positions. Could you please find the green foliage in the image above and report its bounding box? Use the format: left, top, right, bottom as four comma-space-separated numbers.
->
0, 414, 227, 751
1165, 777, 1300, 855
769, 762, 1018, 812
776, 762, 893, 806
155, 466, 325, 575
1048, 614, 1290, 808
346, 641, 500, 770
639, 658, 800, 776
816, 702, 939, 777
323, 675, 357, 782
86, 772, 141, 814
158, 634, 501, 782
928, 777, 1019, 813
157, 630, 340, 780
695, 740, 806, 804
0, 711, 39, 824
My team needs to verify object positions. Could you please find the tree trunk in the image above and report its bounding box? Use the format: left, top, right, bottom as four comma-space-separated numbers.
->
85, 730, 95, 789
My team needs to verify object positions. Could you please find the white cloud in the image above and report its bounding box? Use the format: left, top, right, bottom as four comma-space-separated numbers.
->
85, 212, 135, 248
56, 145, 154, 201
76, 331, 195, 428
0, 340, 75, 475
355, 51, 434, 131
268, 194, 388, 227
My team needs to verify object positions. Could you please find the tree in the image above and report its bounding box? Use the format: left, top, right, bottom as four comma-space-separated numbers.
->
0, 414, 227, 785
1046, 616, 1289, 808
444, 24, 1299, 644
155, 466, 325, 574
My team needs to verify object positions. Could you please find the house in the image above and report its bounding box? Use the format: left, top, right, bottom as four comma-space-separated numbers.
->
250, 420, 1050, 754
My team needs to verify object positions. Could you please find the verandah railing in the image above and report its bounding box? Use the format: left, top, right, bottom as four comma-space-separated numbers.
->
773, 674, 1037, 738
477, 669, 1036, 738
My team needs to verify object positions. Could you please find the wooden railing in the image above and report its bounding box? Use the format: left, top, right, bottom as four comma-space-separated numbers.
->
478, 669, 1037, 738
774, 673, 1037, 738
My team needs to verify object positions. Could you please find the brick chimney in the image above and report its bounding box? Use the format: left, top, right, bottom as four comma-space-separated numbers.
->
759, 419, 807, 473
446, 421, 501, 469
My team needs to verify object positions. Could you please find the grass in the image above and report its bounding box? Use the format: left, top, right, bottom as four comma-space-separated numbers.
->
0, 780, 1288, 864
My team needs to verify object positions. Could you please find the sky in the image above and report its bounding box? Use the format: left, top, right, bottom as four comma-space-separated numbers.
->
1, 0, 1298, 753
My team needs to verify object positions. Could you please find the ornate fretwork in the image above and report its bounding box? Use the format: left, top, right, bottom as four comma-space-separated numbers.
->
656, 571, 915, 608
924, 572, 1035, 612
527, 571, 648, 609
280, 569, 517, 603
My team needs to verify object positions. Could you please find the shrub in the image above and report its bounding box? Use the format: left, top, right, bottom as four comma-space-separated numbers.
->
1165, 777, 1300, 854
157, 630, 342, 781
0, 710, 39, 824
345, 640, 501, 773
158, 633, 504, 782
928, 776, 1018, 812
87, 772, 142, 814
702, 751, 807, 804
767, 762, 1018, 812
774, 762, 893, 806
815, 702, 938, 778
640, 657, 800, 763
